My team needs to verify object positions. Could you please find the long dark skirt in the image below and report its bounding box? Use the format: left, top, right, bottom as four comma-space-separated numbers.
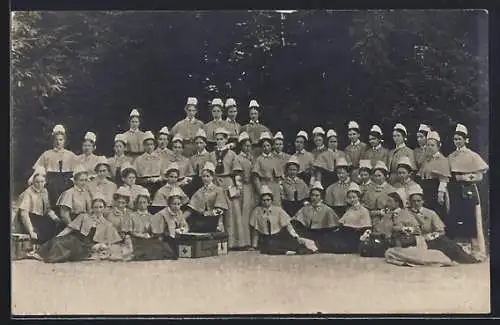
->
298, 171, 312, 186
319, 226, 369, 254
182, 142, 196, 158
447, 179, 478, 239
282, 200, 304, 219
291, 220, 339, 253
17, 212, 63, 245
318, 168, 338, 188
427, 236, 480, 264
136, 178, 165, 199
46, 171, 73, 209
37, 229, 96, 263
359, 234, 392, 258
419, 178, 448, 224
258, 229, 314, 255
130, 235, 178, 261
183, 175, 203, 198
332, 206, 347, 218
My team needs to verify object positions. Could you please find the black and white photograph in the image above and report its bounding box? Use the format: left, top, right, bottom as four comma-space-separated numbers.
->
10, 9, 490, 315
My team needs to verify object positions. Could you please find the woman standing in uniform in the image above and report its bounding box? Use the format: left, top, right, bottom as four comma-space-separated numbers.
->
204, 98, 229, 152
387, 123, 416, 184
360, 125, 389, 168
281, 156, 310, 217
162, 134, 190, 182
185, 129, 211, 197
414, 124, 431, 173
357, 160, 373, 196
345, 121, 368, 183
311, 127, 328, 159
15, 166, 62, 245
447, 123, 489, 254
87, 156, 117, 207
235, 132, 256, 249
312, 129, 350, 188
74, 131, 101, 180
154, 127, 174, 165
107, 134, 131, 186
417, 131, 451, 230
134, 131, 164, 197
291, 130, 314, 185
171, 97, 204, 158
272, 131, 290, 179
239, 100, 271, 158
121, 109, 146, 163
252, 132, 283, 207
324, 157, 354, 217
224, 98, 241, 145
33, 124, 77, 209
56, 165, 93, 225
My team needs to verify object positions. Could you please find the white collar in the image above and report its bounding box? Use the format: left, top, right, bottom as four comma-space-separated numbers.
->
295, 149, 305, 155
185, 117, 196, 122
316, 145, 326, 151
361, 179, 372, 186
396, 143, 406, 150
351, 140, 361, 146
226, 118, 236, 123
261, 152, 273, 158
457, 146, 467, 152
432, 151, 440, 158
250, 120, 259, 124
197, 149, 208, 155
203, 183, 215, 190
129, 128, 139, 133
213, 118, 223, 122
373, 144, 382, 150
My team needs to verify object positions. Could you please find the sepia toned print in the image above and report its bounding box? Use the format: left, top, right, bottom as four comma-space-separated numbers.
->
11, 9, 489, 315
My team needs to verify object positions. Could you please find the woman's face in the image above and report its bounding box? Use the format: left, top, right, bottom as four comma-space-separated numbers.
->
359, 170, 371, 183
114, 141, 125, 155
410, 194, 424, 210
123, 172, 136, 186
169, 197, 182, 212
115, 196, 128, 209
416, 132, 427, 147
336, 168, 348, 181
346, 191, 359, 205
216, 134, 227, 148
129, 117, 140, 130
313, 135, 324, 148
195, 138, 206, 152
273, 139, 284, 153
241, 140, 252, 154
32, 174, 46, 190
165, 171, 179, 184
249, 108, 259, 121
368, 134, 380, 148
172, 141, 183, 155
327, 136, 338, 150
294, 137, 305, 151
96, 165, 109, 180
310, 189, 322, 204
158, 134, 169, 149
202, 170, 214, 185
75, 173, 89, 188
261, 194, 273, 208
372, 170, 386, 185
392, 131, 404, 145
286, 164, 299, 178
347, 130, 360, 143
92, 200, 106, 215
262, 141, 272, 154
227, 107, 238, 120
82, 140, 95, 154
426, 139, 440, 155
386, 196, 398, 210
397, 167, 410, 181
136, 196, 149, 211
144, 139, 155, 153
186, 106, 197, 118
54, 134, 65, 149
211, 106, 223, 120
453, 134, 466, 148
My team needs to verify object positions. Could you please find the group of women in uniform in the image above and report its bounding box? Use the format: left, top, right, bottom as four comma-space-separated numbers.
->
13, 96, 489, 266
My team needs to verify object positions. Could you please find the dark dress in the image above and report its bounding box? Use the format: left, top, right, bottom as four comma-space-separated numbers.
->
37, 229, 96, 263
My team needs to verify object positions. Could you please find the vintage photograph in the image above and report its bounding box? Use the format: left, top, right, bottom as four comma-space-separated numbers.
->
10, 9, 490, 315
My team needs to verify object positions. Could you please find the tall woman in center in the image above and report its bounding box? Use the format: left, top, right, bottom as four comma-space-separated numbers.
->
208, 128, 245, 249
240, 100, 271, 158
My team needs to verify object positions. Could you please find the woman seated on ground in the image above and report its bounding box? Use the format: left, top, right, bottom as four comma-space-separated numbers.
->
249, 185, 316, 255
56, 165, 93, 224
121, 187, 178, 261
290, 181, 340, 253
405, 184, 483, 264
30, 193, 123, 263
324, 183, 372, 254
183, 162, 228, 233
151, 163, 189, 214
150, 187, 191, 260
359, 188, 421, 258
281, 156, 310, 217
14, 166, 63, 245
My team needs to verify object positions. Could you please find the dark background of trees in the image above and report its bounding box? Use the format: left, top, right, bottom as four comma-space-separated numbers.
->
11, 10, 489, 225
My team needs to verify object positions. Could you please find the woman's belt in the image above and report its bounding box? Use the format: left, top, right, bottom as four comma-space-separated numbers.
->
454, 172, 483, 182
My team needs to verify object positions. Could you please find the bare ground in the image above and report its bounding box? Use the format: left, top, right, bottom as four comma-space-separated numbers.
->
11, 252, 490, 315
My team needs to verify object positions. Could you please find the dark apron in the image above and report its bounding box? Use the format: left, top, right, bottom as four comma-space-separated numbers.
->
46, 171, 73, 210
258, 228, 313, 255
186, 211, 221, 233
37, 228, 96, 263
318, 168, 338, 189
427, 236, 480, 264
418, 178, 448, 224
17, 211, 63, 245
359, 234, 391, 257
282, 199, 305, 218
290, 220, 338, 253
447, 176, 479, 239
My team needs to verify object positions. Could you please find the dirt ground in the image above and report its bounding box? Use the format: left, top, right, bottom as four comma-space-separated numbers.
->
11, 252, 490, 315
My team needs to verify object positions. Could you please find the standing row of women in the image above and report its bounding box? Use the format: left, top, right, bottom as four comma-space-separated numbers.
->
13, 96, 489, 264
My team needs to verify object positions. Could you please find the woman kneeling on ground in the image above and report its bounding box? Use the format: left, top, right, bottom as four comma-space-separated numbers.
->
249, 185, 317, 255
